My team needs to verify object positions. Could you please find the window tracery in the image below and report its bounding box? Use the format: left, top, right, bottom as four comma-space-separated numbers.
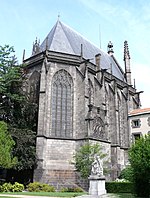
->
51, 70, 73, 138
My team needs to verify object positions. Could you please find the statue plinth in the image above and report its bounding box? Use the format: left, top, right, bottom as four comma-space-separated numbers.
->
88, 175, 106, 196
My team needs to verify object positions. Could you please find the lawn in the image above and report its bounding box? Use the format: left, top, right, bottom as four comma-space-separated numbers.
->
0, 192, 141, 198
110, 193, 147, 198
115, 193, 135, 198
0, 192, 138, 197
0, 191, 86, 197
0, 197, 20, 198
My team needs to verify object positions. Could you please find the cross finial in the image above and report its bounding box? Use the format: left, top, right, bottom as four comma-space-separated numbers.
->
58, 13, 60, 21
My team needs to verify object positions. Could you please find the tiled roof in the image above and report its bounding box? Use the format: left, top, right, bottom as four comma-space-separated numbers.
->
129, 108, 150, 115
40, 20, 125, 81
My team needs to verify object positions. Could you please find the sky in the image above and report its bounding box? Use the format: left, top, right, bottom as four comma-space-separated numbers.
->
0, 0, 150, 108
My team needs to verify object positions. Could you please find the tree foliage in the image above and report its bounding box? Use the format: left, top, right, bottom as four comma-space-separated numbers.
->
0, 45, 24, 123
119, 165, 134, 182
10, 127, 37, 170
129, 135, 150, 197
0, 121, 17, 168
74, 142, 108, 179
0, 45, 38, 171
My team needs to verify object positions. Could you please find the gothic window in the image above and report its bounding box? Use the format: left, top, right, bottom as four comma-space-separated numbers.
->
51, 70, 73, 138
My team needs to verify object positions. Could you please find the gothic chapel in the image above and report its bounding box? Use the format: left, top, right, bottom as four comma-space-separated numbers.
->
24, 20, 141, 187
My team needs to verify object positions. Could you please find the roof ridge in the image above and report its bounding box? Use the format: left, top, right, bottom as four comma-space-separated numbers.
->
49, 21, 58, 48
58, 21, 76, 54
40, 22, 58, 51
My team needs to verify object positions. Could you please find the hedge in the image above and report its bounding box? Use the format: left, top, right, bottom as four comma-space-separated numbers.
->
106, 182, 134, 193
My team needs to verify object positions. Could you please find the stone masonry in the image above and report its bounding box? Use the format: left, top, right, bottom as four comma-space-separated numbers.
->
24, 20, 141, 189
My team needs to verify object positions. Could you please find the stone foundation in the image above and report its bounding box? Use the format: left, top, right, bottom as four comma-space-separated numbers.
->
34, 169, 76, 190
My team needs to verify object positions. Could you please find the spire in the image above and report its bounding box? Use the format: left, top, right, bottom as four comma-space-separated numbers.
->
124, 40, 130, 60
124, 40, 132, 85
32, 37, 41, 55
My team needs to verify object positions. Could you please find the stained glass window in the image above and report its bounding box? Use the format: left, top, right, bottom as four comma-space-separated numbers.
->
51, 70, 73, 138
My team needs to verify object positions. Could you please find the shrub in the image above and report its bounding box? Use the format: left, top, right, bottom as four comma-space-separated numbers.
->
61, 187, 84, 192
1, 182, 24, 192
40, 183, 55, 192
119, 165, 134, 182
12, 182, 24, 192
27, 182, 55, 192
1, 182, 13, 192
106, 181, 134, 193
27, 182, 41, 192
73, 187, 84, 192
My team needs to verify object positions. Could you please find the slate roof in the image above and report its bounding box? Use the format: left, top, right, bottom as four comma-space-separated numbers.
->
40, 20, 125, 81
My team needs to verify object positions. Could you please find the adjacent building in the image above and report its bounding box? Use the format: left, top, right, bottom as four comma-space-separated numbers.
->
24, 20, 141, 188
129, 108, 150, 142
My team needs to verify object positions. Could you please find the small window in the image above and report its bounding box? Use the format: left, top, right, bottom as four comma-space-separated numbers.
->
132, 133, 141, 142
147, 117, 150, 126
131, 119, 141, 128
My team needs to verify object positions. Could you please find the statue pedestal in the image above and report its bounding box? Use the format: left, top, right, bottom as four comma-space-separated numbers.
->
88, 175, 106, 196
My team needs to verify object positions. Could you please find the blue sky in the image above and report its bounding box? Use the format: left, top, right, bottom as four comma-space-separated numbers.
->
1, 0, 150, 108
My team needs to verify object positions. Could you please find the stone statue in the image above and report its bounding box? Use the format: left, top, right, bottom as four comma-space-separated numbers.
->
91, 155, 103, 177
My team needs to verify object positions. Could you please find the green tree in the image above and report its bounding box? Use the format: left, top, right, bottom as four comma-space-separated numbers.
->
0, 121, 17, 168
129, 134, 150, 197
119, 165, 134, 182
0, 45, 24, 123
74, 142, 108, 179
0, 45, 38, 176
10, 127, 37, 170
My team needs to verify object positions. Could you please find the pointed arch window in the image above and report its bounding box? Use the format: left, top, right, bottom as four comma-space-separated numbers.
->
51, 70, 73, 138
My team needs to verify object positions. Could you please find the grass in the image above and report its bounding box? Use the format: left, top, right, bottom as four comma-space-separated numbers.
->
116, 193, 135, 198
0, 191, 86, 197
111, 193, 146, 198
0, 197, 21, 198
0, 192, 141, 198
